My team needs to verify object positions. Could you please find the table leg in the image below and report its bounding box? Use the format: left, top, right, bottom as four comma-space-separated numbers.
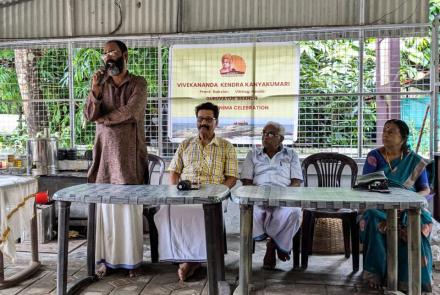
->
57, 201, 71, 295
87, 203, 96, 277
300, 210, 313, 269
62, 203, 98, 295
234, 204, 253, 295
31, 203, 39, 263
350, 211, 359, 272
203, 202, 226, 295
216, 204, 226, 281
407, 209, 421, 295
386, 209, 398, 291
0, 250, 4, 283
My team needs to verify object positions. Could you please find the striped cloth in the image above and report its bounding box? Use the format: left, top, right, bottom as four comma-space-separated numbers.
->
169, 135, 238, 183
0, 175, 37, 262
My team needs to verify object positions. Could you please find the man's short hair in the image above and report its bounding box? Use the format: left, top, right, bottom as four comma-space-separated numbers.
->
106, 40, 128, 54
264, 121, 285, 137
195, 102, 219, 119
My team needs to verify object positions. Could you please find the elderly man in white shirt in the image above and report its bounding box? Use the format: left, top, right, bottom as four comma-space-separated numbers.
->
241, 121, 303, 269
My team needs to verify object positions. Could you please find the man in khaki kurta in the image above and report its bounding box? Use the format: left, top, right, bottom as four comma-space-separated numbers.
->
84, 40, 148, 277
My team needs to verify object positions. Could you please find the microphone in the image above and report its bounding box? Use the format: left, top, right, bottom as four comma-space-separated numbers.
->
98, 63, 110, 86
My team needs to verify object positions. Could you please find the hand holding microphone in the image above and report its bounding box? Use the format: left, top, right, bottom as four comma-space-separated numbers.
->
98, 63, 111, 85
91, 63, 110, 98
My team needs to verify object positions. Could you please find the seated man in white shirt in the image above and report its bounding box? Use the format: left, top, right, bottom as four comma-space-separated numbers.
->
241, 121, 303, 269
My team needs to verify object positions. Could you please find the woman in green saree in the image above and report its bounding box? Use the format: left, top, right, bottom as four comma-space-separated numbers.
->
360, 119, 432, 292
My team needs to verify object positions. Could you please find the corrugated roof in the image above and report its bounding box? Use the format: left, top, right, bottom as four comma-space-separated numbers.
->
0, 0, 430, 39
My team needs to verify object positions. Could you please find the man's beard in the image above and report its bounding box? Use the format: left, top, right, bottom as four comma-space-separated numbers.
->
106, 56, 124, 76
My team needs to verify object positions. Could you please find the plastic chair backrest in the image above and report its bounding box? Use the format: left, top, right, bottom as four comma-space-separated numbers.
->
145, 154, 166, 185
301, 152, 358, 188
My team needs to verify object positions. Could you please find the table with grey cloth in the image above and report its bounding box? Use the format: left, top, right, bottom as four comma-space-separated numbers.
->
231, 186, 427, 295
53, 183, 230, 295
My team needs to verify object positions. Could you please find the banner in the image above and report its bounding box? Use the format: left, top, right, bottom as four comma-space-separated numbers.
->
168, 42, 300, 144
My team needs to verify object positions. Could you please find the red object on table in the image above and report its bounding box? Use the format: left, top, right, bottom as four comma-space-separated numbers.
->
35, 191, 49, 204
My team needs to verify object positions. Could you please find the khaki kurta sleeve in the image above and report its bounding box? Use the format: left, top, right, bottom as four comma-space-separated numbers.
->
84, 92, 103, 122
101, 78, 147, 126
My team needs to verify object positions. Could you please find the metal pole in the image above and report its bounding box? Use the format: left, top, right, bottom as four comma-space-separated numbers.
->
157, 41, 163, 156
434, 153, 440, 220
357, 0, 365, 158
430, 15, 440, 158
0, 23, 430, 49
251, 37, 257, 145
66, 0, 74, 37
67, 42, 76, 148
416, 105, 430, 153
20, 90, 431, 101
357, 35, 364, 159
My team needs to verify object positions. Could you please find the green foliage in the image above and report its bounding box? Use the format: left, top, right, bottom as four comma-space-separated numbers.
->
67, 48, 101, 100
430, 0, 440, 22
37, 48, 71, 147
63, 48, 101, 147
300, 40, 361, 94
46, 101, 71, 148
0, 124, 28, 155
128, 47, 159, 97
298, 39, 377, 148
407, 120, 430, 156
401, 37, 431, 84
0, 49, 20, 113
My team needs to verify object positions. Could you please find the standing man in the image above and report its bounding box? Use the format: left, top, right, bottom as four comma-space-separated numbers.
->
241, 121, 303, 270
84, 40, 148, 277
154, 102, 238, 281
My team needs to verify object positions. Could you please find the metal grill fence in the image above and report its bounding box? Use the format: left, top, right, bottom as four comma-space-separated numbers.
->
433, 16, 440, 157
0, 24, 437, 160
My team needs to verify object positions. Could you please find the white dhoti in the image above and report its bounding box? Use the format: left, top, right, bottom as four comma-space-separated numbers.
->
154, 204, 206, 262
95, 203, 144, 269
253, 206, 302, 253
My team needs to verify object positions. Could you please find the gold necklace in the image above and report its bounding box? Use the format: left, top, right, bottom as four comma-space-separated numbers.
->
385, 149, 403, 172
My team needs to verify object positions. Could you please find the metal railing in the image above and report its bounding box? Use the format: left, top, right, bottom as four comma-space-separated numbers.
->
0, 23, 436, 159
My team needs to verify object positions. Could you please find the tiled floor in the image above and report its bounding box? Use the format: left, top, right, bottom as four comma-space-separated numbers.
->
2, 234, 439, 294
